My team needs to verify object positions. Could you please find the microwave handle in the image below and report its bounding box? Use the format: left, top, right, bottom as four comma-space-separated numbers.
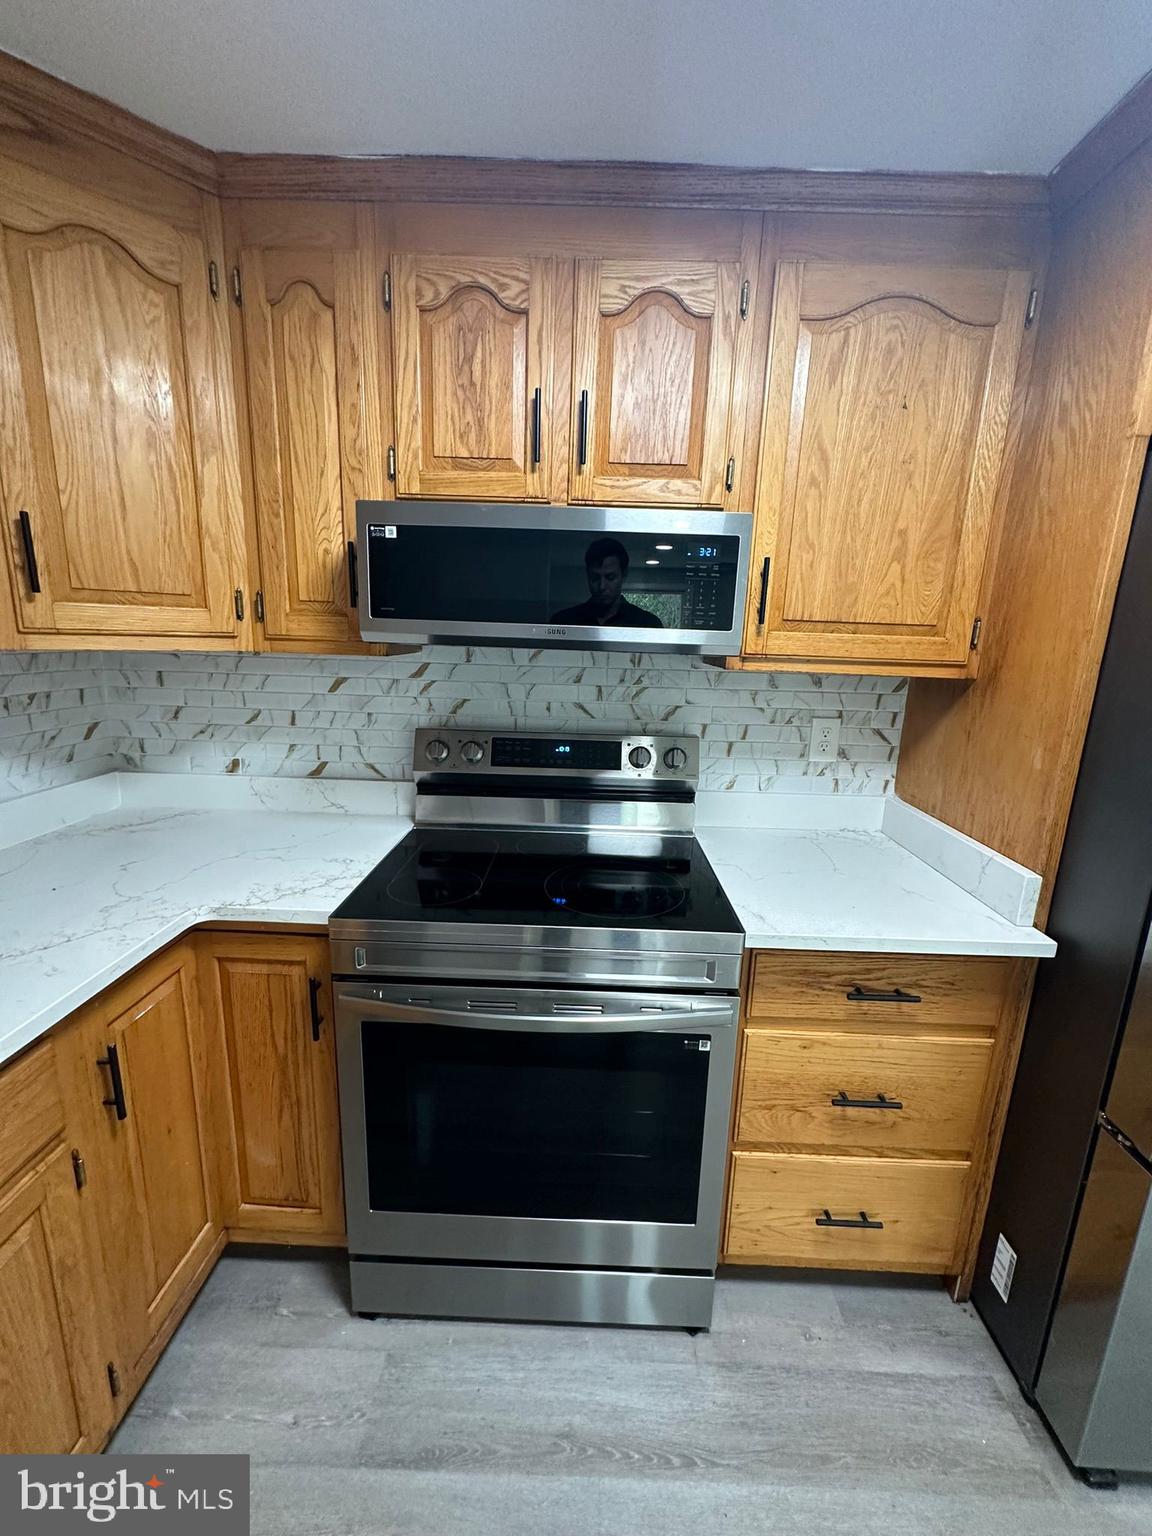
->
340, 994, 735, 1034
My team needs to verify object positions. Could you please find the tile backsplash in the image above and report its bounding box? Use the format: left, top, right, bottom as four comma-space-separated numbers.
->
0, 649, 905, 803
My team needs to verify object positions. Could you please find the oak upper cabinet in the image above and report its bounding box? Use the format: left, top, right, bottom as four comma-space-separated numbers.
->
389, 253, 563, 500
197, 933, 344, 1243
745, 262, 1032, 669
0, 156, 243, 643
235, 203, 386, 646
569, 258, 745, 506
56, 945, 220, 1386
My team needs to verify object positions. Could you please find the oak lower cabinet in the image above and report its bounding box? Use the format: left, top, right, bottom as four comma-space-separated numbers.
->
0, 1043, 111, 1453
197, 933, 344, 1244
723, 951, 1024, 1279
743, 261, 1032, 672
55, 942, 222, 1398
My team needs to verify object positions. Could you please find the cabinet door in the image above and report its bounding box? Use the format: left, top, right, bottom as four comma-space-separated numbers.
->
570, 260, 742, 506
58, 946, 220, 1378
0, 1146, 110, 1453
199, 934, 343, 1242
390, 254, 561, 500
746, 262, 1031, 667
0, 157, 241, 640
239, 206, 385, 645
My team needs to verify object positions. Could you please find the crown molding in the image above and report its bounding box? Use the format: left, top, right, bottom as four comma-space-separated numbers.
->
1049, 69, 1152, 219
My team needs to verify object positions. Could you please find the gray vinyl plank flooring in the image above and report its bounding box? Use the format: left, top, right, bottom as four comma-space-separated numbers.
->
110, 1253, 1152, 1536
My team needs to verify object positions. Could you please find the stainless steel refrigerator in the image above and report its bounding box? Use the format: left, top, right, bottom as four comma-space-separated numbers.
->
972, 446, 1152, 1487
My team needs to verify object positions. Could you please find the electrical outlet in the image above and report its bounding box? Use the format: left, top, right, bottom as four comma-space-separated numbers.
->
808, 717, 841, 762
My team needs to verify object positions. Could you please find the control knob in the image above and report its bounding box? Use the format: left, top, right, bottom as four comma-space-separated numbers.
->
663, 746, 688, 770
424, 737, 450, 764
628, 745, 653, 768
460, 739, 486, 764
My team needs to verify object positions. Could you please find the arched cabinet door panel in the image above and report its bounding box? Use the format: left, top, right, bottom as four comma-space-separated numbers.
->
0, 158, 241, 639
745, 261, 1031, 668
390, 254, 561, 501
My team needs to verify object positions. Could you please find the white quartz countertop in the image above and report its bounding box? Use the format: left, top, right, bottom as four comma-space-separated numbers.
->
0, 785, 1054, 1070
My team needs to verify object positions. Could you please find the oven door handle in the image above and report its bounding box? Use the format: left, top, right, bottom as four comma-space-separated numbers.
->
339, 996, 736, 1033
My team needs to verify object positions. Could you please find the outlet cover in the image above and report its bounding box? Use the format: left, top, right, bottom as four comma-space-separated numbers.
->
808, 717, 841, 762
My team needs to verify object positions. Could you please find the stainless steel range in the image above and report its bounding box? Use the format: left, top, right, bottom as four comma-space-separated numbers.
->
329, 728, 744, 1330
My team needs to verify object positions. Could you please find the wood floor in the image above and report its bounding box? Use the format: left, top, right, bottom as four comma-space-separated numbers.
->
109, 1253, 1152, 1535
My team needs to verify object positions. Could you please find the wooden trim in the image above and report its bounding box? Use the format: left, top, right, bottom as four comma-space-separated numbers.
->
1049, 69, 1152, 220
0, 49, 218, 193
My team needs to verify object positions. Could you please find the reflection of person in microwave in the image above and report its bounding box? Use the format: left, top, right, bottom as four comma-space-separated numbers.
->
550, 538, 664, 628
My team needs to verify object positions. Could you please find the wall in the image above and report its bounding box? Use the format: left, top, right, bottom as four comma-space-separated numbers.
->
0, 649, 905, 803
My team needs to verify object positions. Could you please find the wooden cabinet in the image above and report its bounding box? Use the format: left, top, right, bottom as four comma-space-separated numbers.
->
745, 262, 1032, 669
390, 253, 564, 501
235, 202, 386, 647
0, 1043, 110, 1454
0, 156, 243, 643
198, 933, 344, 1243
570, 258, 746, 506
56, 944, 221, 1386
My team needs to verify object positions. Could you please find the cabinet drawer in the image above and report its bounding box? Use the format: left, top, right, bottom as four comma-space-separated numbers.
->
0, 1042, 64, 1191
725, 1151, 968, 1272
748, 952, 1013, 1031
737, 1030, 992, 1157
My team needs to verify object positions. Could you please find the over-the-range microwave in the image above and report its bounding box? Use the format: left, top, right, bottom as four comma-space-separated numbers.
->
354, 502, 753, 654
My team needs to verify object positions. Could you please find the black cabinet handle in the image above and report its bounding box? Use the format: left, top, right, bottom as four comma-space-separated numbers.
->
97, 1043, 128, 1121
18, 510, 40, 594
346, 540, 358, 609
846, 986, 922, 1004
577, 389, 589, 467
831, 1090, 904, 1111
531, 386, 542, 465
308, 977, 323, 1042
756, 556, 770, 625
815, 1209, 884, 1230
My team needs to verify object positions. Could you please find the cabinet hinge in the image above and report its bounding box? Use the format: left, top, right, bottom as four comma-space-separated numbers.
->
231, 266, 243, 306
725, 456, 736, 493
739, 278, 750, 320
71, 1148, 87, 1190
382, 271, 392, 311
107, 1362, 122, 1399
387, 444, 396, 482
234, 588, 245, 622
1024, 288, 1038, 328
970, 616, 983, 651
207, 260, 220, 301
254, 588, 265, 623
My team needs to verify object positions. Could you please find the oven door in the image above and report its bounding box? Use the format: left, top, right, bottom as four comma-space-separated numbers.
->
335, 982, 739, 1272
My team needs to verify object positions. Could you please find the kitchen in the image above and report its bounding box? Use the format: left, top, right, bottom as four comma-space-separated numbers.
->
0, 4, 1150, 1532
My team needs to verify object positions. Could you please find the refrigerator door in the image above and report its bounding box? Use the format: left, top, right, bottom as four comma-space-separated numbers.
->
1035, 1127, 1152, 1474
1104, 926, 1152, 1162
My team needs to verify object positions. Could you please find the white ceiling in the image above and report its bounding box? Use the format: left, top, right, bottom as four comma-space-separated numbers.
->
2, 0, 1150, 175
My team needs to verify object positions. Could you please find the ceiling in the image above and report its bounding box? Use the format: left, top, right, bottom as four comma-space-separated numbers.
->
1, 0, 1150, 175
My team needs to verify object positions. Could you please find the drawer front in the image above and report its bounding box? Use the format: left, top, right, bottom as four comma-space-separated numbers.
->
737, 1029, 992, 1157
0, 1042, 65, 1191
748, 952, 1013, 1031
725, 1151, 968, 1272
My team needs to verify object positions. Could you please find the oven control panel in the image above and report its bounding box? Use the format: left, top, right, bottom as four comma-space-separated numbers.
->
414, 728, 699, 782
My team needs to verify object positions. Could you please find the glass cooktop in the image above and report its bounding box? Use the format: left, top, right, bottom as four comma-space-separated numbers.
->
330, 827, 743, 937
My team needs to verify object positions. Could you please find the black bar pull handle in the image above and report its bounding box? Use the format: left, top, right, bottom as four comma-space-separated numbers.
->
756, 556, 770, 625
346, 540, 358, 609
815, 1209, 884, 1230
531, 386, 542, 465
846, 986, 922, 1004
831, 1090, 904, 1111
308, 977, 323, 1042
97, 1043, 128, 1121
577, 389, 589, 467
18, 510, 41, 594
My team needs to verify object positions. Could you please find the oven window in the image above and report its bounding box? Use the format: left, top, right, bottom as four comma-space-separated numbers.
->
365, 523, 740, 634
360, 1022, 711, 1224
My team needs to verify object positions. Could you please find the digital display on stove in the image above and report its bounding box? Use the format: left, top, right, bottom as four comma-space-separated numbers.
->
491, 737, 622, 770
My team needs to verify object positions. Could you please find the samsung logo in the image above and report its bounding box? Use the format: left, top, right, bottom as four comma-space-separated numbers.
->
545, 626, 567, 637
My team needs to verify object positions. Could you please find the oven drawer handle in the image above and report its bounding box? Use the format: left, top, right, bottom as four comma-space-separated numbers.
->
341, 997, 735, 1032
